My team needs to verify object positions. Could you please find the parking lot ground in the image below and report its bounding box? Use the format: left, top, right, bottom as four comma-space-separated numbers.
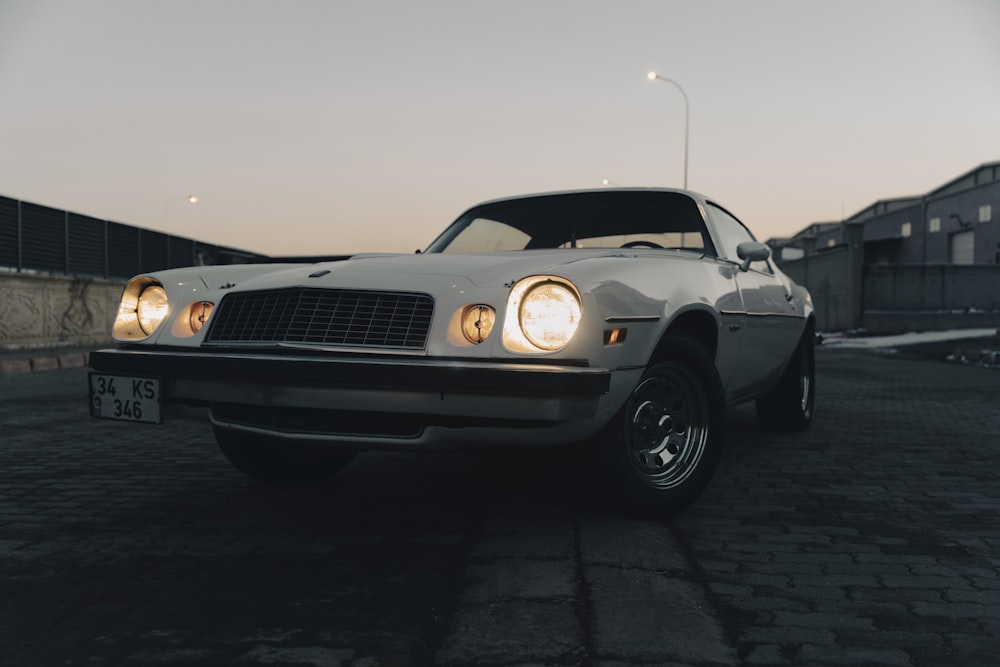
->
673, 346, 1000, 666
0, 345, 998, 666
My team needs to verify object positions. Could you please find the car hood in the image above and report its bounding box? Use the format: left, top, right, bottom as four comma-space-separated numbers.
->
229, 249, 693, 293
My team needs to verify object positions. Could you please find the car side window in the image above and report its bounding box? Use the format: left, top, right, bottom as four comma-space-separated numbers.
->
706, 202, 773, 274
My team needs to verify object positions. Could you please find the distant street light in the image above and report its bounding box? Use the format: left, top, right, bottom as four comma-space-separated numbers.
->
647, 71, 690, 189
163, 194, 199, 226
601, 179, 620, 186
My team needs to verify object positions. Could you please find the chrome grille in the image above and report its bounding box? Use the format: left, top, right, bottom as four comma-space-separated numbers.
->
204, 288, 434, 349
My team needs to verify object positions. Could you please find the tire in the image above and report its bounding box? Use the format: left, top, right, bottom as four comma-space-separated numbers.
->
755, 328, 815, 432
592, 336, 725, 517
214, 426, 356, 485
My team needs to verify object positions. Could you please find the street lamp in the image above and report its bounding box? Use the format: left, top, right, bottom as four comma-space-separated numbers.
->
163, 194, 199, 226
646, 71, 690, 189
601, 178, 620, 187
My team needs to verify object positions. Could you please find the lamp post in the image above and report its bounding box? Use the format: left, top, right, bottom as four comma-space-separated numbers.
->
646, 71, 690, 189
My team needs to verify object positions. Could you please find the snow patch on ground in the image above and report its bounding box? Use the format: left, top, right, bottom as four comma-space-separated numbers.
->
820, 328, 998, 349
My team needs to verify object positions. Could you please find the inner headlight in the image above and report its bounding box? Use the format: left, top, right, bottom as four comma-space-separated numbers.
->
461, 304, 496, 344
136, 285, 169, 335
189, 301, 215, 334
502, 277, 582, 353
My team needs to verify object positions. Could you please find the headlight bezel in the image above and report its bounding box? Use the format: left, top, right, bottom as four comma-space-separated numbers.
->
113, 277, 171, 341
502, 276, 582, 354
461, 304, 497, 345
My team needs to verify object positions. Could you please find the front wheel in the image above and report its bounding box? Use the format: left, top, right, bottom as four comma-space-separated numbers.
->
214, 427, 356, 485
592, 337, 725, 516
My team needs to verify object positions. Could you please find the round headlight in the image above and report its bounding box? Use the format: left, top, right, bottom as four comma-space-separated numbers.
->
461, 304, 496, 344
189, 301, 215, 334
136, 285, 169, 335
519, 282, 581, 351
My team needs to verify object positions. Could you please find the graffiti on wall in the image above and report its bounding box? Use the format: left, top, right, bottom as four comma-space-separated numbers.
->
0, 275, 120, 348
59, 278, 97, 341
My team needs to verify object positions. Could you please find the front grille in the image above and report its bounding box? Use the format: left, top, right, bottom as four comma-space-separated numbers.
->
204, 288, 434, 349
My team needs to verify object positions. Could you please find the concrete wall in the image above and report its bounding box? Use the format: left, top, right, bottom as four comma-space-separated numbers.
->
780, 247, 854, 332
777, 221, 865, 332
0, 273, 122, 351
864, 265, 1000, 311
779, 246, 1000, 334
776, 212, 1000, 334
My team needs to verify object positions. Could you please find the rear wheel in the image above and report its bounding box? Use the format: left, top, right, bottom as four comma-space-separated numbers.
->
592, 336, 725, 516
214, 427, 356, 485
756, 329, 815, 431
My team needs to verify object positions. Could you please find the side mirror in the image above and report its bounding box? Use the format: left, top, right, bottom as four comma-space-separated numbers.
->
736, 241, 770, 272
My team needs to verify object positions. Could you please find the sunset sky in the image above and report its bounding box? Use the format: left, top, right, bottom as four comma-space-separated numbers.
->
2, 0, 998, 256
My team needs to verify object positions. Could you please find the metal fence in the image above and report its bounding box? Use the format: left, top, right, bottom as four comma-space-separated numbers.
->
0, 195, 266, 279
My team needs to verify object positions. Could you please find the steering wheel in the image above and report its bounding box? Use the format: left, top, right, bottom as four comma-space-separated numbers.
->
620, 240, 664, 249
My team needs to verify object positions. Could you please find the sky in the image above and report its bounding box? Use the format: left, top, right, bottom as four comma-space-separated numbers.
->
1, 0, 999, 257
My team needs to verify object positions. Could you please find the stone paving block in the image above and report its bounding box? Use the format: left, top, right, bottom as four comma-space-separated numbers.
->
781, 585, 847, 601
233, 645, 356, 665
724, 596, 811, 613
578, 515, 688, 572
771, 610, 874, 631
836, 629, 951, 651
795, 644, 912, 666
30, 355, 59, 372
0, 358, 31, 376
740, 626, 836, 645
744, 644, 788, 665
789, 573, 879, 587
435, 601, 582, 665
595, 661, 698, 667
586, 565, 736, 665
881, 574, 975, 590
58, 352, 87, 369
943, 589, 1000, 604
125, 648, 219, 664
461, 558, 576, 603
912, 601, 1000, 619
469, 531, 575, 560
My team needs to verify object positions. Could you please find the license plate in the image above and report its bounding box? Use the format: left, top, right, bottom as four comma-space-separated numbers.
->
89, 373, 162, 424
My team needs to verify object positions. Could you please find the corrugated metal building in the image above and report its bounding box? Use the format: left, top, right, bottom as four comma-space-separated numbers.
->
770, 161, 1000, 266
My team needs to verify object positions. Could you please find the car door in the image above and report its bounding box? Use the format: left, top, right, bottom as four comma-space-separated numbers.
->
704, 202, 801, 399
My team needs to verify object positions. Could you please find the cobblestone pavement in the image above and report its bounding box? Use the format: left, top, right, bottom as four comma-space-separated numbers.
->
0, 348, 997, 666
675, 350, 1000, 666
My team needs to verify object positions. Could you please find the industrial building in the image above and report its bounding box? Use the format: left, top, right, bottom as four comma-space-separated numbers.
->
770, 161, 1000, 266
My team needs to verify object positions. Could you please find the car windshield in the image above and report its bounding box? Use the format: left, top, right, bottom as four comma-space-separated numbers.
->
425, 190, 715, 255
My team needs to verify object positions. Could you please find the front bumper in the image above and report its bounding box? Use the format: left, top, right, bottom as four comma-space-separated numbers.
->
89, 347, 614, 447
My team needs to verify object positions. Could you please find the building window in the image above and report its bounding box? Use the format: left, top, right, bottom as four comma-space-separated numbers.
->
901, 222, 912, 238
928, 217, 941, 233
980, 205, 992, 223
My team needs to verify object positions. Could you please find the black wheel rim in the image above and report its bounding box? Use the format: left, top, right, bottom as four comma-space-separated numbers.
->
624, 368, 709, 489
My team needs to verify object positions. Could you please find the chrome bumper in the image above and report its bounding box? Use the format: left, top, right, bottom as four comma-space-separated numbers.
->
89, 347, 612, 442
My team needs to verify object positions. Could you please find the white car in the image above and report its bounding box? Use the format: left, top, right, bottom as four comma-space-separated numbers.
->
89, 189, 815, 515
